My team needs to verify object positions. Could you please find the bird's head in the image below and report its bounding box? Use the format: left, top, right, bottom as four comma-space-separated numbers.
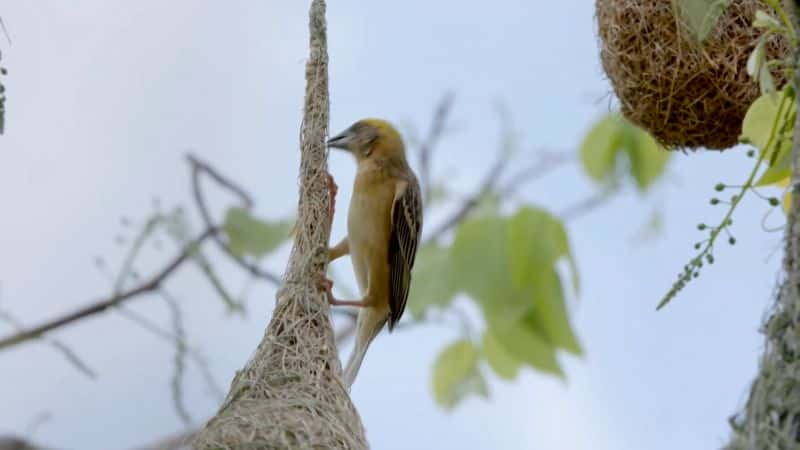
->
327, 118, 407, 164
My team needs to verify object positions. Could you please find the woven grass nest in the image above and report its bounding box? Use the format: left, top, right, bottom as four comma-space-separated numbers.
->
596, 0, 789, 150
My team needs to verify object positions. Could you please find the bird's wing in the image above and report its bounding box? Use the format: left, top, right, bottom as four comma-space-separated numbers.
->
387, 175, 422, 330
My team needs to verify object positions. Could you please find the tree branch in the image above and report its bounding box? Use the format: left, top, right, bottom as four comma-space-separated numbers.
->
424, 149, 571, 244
187, 154, 281, 285
0, 228, 216, 351
417, 92, 455, 204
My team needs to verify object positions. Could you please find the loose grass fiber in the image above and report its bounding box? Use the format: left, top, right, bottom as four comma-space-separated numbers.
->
596, 0, 788, 150
191, 1, 368, 449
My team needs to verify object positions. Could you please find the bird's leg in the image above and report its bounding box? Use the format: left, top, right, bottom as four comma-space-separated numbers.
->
328, 237, 350, 263
318, 276, 369, 308
325, 171, 338, 228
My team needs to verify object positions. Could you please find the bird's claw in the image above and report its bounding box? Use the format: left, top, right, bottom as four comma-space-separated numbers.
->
318, 275, 335, 303
318, 275, 334, 291
325, 172, 338, 227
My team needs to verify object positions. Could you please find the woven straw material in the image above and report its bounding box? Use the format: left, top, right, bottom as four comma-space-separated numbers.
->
596, 0, 788, 150
192, 1, 368, 448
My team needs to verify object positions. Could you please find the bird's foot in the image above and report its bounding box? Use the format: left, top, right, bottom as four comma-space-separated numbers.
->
319, 275, 334, 292
325, 171, 338, 227
318, 275, 368, 308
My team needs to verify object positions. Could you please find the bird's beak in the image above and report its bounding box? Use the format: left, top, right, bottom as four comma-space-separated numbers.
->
327, 129, 352, 150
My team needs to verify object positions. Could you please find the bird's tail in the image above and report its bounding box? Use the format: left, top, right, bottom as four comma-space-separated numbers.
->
343, 308, 387, 388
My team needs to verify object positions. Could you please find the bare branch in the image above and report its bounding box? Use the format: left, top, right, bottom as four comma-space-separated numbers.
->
423, 151, 507, 244
0, 310, 96, 378
187, 154, 281, 285
0, 436, 44, 450
497, 151, 573, 197
115, 305, 224, 400
162, 290, 192, 425
186, 155, 253, 208
0, 228, 216, 352
417, 92, 455, 204
560, 191, 614, 222
0, 17, 10, 45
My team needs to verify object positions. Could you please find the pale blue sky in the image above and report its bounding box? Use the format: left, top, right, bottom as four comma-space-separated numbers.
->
0, 1, 781, 449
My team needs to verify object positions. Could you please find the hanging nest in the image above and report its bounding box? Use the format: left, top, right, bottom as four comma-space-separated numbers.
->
596, 0, 789, 150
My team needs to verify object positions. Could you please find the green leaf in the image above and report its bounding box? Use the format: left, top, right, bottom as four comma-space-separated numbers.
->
679, 0, 730, 42
451, 216, 529, 328
753, 10, 781, 29
222, 207, 292, 259
624, 125, 670, 192
746, 37, 766, 78
742, 90, 796, 186
508, 207, 578, 293
431, 340, 488, 409
448, 207, 581, 379
490, 318, 563, 377
407, 244, 457, 320
580, 113, 669, 193
526, 270, 582, 356
755, 156, 791, 186
740, 91, 788, 150
580, 114, 621, 184
482, 330, 521, 380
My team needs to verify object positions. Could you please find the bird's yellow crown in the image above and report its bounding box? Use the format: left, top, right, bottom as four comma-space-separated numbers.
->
358, 118, 402, 143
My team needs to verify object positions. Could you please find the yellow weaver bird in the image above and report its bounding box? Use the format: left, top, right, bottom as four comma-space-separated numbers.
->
323, 118, 423, 388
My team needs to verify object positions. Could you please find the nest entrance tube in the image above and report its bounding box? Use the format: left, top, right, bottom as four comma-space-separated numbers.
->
192, 1, 369, 448
596, 0, 789, 150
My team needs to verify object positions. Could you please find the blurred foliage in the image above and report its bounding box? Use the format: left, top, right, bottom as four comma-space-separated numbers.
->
432, 340, 488, 410
743, 90, 797, 186
92, 110, 671, 413
403, 114, 670, 408
580, 113, 670, 192
222, 206, 292, 259
200, 110, 669, 409
678, 0, 730, 42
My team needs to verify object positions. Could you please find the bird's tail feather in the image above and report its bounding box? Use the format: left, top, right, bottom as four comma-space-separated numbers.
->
343, 309, 386, 388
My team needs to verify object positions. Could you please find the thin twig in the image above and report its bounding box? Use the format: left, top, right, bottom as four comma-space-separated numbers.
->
423, 142, 511, 244
187, 154, 281, 285
0, 17, 10, 45
0, 310, 96, 378
115, 305, 224, 400
162, 289, 192, 425
186, 155, 253, 208
497, 151, 573, 197
0, 228, 216, 351
560, 191, 614, 222
418, 93, 455, 204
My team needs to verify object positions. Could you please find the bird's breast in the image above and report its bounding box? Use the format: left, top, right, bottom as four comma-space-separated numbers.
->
347, 173, 394, 293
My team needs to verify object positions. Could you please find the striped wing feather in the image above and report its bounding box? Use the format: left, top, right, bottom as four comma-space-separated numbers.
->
387, 177, 422, 329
